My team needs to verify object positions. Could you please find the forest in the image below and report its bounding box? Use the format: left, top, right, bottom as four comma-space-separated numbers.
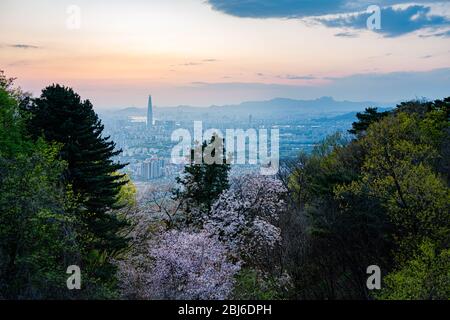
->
0, 70, 449, 300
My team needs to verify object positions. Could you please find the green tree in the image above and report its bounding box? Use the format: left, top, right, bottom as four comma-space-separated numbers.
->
26, 84, 129, 283
349, 107, 390, 136
0, 78, 77, 298
173, 134, 230, 227
377, 241, 450, 300
339, 112, 449, 258
285, 98, 449, 300
232, 268, 285, 300
335, 107, 449, 299
286, 134, 393, 299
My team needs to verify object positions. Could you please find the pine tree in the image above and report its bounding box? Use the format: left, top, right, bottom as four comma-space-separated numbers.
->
26, 85, 129, 256
174, 134, 230, 227
349, 107, 390, 136
0, 76, 78, 299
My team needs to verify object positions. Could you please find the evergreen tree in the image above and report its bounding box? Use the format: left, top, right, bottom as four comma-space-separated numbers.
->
26, 85, 129, 261
0, 76, 75, 299
349, 107, 390, 136
174, 134, 230, 227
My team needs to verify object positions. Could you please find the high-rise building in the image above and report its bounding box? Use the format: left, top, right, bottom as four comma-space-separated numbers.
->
147, 95, 153, 128
140, 158, 165, 180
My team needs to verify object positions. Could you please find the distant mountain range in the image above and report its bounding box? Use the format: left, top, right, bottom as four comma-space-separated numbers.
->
102, 96, 394, 121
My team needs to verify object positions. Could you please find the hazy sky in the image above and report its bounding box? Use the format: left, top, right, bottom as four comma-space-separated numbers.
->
1, 0, 450, 108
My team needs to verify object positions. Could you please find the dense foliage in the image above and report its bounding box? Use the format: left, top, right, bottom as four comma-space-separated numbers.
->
27, 85, 129, 251
173, 134, 230, 227
1, 69, 448, 300
282, 98, 449, 299
0, 72, 130, 298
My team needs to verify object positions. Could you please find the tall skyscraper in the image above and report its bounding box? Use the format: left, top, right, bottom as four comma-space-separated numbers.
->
147, 95, 153, 128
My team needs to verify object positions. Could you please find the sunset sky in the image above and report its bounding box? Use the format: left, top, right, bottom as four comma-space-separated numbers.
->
1, 0, 450, 108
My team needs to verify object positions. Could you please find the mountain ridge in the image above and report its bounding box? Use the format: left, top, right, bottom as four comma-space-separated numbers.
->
107, 96, 391, 117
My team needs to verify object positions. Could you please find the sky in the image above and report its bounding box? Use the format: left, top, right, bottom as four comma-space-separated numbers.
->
0, 0, 450, 109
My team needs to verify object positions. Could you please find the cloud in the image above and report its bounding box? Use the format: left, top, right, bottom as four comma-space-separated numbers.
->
206, 0, 438, 18
278, 74, 317, 80
9, 44, 40, 49
319, 5, 450, 37
180, 62, 203, 66
206, 1, 449, 37
256, 73, 317, 80
185, 68, 450, 103
207, 0, 346, 18
419, 29, 450, 37
334, 31, 359, 38
433, 29, 450, 37
175, 59, 218, 67
7, 60, 32, 67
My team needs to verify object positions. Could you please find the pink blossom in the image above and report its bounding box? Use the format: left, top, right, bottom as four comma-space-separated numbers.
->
117, 229, 240, 300
205, 175, 287, 262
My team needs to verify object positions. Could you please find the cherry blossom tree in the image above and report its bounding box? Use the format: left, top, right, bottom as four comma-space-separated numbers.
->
117, 229, 240, 300
205, 175, 287, 269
